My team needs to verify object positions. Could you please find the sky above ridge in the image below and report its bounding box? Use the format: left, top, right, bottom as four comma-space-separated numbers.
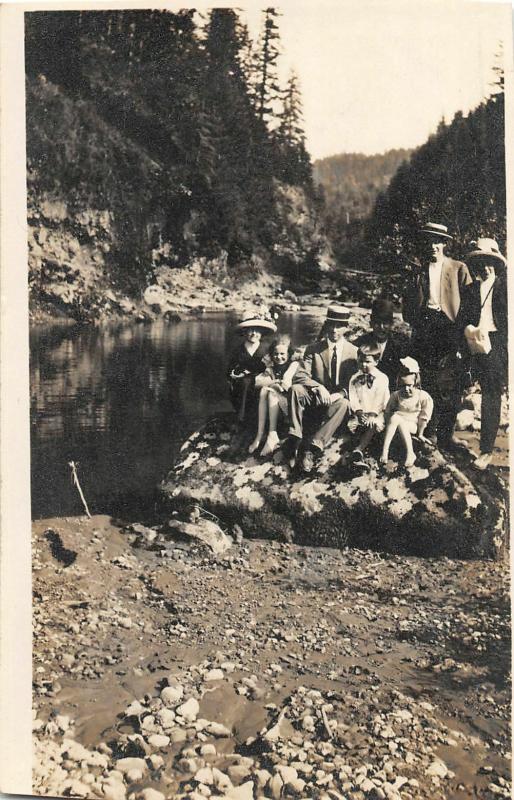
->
243, 0, 510, 160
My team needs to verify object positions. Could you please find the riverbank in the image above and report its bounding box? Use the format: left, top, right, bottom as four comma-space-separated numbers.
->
29, 252, 396, 326
33, 513, 510, 799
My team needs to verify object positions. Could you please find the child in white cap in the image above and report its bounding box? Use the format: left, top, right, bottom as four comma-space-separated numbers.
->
380, 356, 434, 467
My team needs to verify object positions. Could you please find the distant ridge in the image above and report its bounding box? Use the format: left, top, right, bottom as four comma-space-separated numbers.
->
313, 149, 412, 265
313, 149, 412, 222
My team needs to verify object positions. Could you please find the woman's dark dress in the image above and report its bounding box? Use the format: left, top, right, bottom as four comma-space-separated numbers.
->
227, 343, 267, 423
456, 270, 508, 454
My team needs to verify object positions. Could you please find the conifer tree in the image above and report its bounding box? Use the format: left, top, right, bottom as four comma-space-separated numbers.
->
254, 8, 282, 128
275, 70, 312, 186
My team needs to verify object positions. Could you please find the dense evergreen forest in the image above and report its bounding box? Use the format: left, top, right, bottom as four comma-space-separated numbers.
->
25, 9, 506, 318
313, 149, 412, 266
365, 82, 506, 271
25, 9, 329, 318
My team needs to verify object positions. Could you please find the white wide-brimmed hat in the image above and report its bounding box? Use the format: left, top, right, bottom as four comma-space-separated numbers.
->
467, 237, 506, 266
235, 316, 277, 334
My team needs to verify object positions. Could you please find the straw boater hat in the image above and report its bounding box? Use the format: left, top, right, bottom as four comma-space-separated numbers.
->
467, 237, 507, 267
419, 222, 453, 241
325, 304, 350, 323
235, 315, 277, 334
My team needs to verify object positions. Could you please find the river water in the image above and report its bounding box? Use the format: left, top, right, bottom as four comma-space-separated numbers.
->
30, 312, 322, 518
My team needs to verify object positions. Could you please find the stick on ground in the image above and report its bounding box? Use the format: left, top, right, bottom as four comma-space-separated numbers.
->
68, 461, 92, 518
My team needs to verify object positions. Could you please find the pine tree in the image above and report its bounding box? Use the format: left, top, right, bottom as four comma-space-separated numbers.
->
275, 70, 312, 186
254, 8, 282, 128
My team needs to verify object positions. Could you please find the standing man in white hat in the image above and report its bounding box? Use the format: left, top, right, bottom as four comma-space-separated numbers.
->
285, 304, 358, 473
457, 238, 508, 470
402, 221, 471, 445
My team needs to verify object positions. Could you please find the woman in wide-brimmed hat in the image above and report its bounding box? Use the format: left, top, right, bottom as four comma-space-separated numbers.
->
227, 314, 277, 423
456, 238, 508, 470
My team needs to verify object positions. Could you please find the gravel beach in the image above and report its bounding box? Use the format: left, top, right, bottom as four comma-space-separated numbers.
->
33, 513, 510, 799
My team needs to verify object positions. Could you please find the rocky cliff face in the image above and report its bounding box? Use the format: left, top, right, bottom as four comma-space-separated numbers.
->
26, 75, 333, 323
161, 417, 507, 560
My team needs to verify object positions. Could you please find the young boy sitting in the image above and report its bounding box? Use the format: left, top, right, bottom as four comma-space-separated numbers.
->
347, 337, 390, 470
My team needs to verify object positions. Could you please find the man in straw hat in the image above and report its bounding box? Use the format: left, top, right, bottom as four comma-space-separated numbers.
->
456, 237, 508, 470
402, 221, 471, 445
285, 304, 358, 473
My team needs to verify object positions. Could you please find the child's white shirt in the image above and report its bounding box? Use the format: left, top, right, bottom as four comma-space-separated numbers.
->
349, 368, 390, 414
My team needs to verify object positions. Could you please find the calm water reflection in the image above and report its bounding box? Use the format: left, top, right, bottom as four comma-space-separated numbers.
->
30, 313, 322, 518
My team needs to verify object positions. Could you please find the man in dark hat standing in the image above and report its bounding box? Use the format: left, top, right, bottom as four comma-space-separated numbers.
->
285, 304, 358, 473
356, 298, 410, 388
402, 222, 471, 445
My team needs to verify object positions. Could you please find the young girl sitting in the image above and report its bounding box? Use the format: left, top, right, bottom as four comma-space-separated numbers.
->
347, 339, 390, 469
380, 356, 434, 467
248, 335, 299, 456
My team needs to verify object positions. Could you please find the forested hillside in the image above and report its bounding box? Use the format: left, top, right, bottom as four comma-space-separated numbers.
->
313, 149, 412, 264
366, 86, 506, 271
25, 9, 331, 320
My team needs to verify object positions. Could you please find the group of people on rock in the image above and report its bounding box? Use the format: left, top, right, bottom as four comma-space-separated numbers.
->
227, 222, 508, 474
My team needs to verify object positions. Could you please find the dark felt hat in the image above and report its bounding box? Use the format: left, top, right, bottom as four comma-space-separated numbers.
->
371, 298, 395, 322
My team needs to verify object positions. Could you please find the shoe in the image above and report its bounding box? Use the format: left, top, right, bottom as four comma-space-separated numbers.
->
261, 432, 280, 457
439, 434, 462, 451
351, 450, 370, 471
301, 449, 317, 475
283, 436, 300, 469
473, 452, 492, 471
248, 438, 261, 454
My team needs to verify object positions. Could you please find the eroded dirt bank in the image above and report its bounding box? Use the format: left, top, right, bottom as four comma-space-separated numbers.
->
33, 514, 510, 800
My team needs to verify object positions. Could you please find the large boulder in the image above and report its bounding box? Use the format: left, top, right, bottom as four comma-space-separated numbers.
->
161, 416, 507, 560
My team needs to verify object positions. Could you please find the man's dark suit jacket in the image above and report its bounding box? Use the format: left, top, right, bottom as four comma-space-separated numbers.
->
293, 337, 358, 394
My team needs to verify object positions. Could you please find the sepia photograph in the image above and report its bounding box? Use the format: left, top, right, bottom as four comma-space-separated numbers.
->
1, 0, 512, 797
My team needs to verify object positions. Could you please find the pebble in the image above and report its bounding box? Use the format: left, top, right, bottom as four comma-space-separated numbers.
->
147, 733, 170, 748
205, 721, 231, 737
224, 782, 255, 800
161, 684, 184, 706
228, 764, 252, 784
135, 790, 165, 800
426, 759, 448, 778
103, 785, 127, 800
192, 767, 212, 785
115, 757, 148, 776
176, 697, 200, 722
169, 728, 187, 743
268, 773, 283, 799
276, 765, 298, 783
205, 668, 224, 681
